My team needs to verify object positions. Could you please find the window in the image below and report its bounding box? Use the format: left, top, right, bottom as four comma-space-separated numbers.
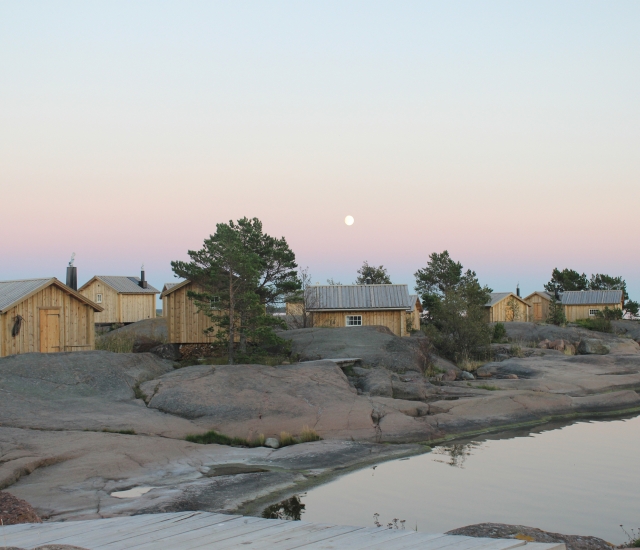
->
96, 294, 103, 304
589, 309, 599, 316
346, 315, 362, 326
210, 296, 220, 309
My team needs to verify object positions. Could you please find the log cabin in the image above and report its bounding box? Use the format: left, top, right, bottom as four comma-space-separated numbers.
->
485, 292, 531, 322
78, 270, 159, 326
0, 278, 102, 357
306, 284, 416, 337
524, 291, 553, 322
561, 290, 623, 321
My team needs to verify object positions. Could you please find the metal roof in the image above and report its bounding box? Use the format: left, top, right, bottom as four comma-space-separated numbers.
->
306, 284, 414, 311
0, 279, 52, 311
163, 282, 180, 292
485, 292, 529, 307
407, 294, 420, 312
89, 276, 159, 294
560, 290, 623, 305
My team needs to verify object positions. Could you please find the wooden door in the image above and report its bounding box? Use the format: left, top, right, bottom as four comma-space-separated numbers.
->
40, 309, 61, 353
534, 303, 542, 321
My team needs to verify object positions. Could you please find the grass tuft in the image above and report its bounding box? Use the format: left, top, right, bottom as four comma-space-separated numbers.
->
298, 426, 321, 443
475, 384, 502, 391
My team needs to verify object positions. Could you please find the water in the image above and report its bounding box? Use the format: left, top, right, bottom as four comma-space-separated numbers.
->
301, 415, 640, 544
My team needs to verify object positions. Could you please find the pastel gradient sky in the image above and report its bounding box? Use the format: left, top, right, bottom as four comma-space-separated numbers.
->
2, 1, 639, 298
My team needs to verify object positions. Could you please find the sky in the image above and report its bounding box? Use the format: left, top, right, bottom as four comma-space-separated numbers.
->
1, 1, 639, 300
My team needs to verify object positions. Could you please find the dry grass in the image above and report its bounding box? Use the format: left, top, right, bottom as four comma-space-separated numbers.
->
298, 425, 321, 443
279, 431, 296, 447
95, 332, 136, 353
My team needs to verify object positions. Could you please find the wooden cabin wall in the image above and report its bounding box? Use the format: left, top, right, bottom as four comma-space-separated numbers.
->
311, 310, 406, 337
286, 303, 304, 316
0, 285, 95, 357
489, 298, 530, 323
121, 295, 156, 323
406, 308, 421, 332
166, 284, 221, 344
564, 303, 622, 322
80, 281, 118, 324
525, 295, 551, 322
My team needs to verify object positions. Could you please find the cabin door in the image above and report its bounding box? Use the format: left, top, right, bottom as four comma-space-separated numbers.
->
39, 309, 61, 353
534, 303, 542, 321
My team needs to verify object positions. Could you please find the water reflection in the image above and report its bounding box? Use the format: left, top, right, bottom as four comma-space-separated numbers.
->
432, 442, 482, 468
262, 495, 306, 521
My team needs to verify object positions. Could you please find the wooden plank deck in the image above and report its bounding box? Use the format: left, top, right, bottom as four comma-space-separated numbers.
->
0, 512, 567, 550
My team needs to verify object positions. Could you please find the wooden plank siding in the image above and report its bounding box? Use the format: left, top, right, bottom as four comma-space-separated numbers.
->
488, 296, 531, 323
564, 303, 622, 322
165, 282, 225, 344
406, 307, 421, 332
312, 309, 407, 336
0, 284, 95, 357
524, 293, 552, 323
79, 281, 156, 324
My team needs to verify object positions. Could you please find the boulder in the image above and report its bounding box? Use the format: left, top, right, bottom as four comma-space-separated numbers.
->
355, 368, 393, 397
537, 339, 550, 349
548, 339, 565, 351
564, 343, 576, 355
132, 336, 164, 354
150, 343, 182, 361
460, 371, 475, 381
577, 339, 610, 355
264, 438, 279, 449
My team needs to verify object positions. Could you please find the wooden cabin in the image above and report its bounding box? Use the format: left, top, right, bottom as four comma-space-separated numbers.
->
162, 280, 226, 344
306, 284, 416, 337
161, 282, 180, 317
0, 278, 102, 357
561, 290, 623, 322
78, 273, 159, 326
524, 291, 553, 322
406, 294, 422, 332
485, 292, 531, 322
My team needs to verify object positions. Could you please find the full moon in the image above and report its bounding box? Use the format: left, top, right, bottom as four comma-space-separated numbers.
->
345, 215, 354, 226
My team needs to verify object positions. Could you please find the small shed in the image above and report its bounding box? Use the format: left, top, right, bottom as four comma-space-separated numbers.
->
0, 278, 102, 357
524, 291, 553, 322
161, 280, 224, 344
406, 294, 422, 332
561, 290, 624, 322
485, 292, 531, 322
306, 284, 416, 337
78, 271, 159, 326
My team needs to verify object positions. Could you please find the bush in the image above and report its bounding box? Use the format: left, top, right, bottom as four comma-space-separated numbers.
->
185, 430, 264, 448
492, 323, 507, 343
547, 298, 566, 326
95, 332, 136, 353
575, 317, 612, 333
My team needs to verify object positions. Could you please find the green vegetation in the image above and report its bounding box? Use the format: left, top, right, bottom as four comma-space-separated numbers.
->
354, 261, 392, 284
132, 382, 147, 401
475, 384, 502, 391
416, 251, 492, 365
575, 307, 622, 333
298, 426, 322, 443
95, 332, 136, 353
492, 322, 507, 343
102, 428, 136, 435
546, 297, 566, 326
171, 217, 300, 365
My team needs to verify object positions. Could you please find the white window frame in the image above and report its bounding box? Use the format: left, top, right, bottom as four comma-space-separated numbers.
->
210, 296, 220, 309
589, 309, 599, 316
96, 293, 103, 304
346, 315, 362, 326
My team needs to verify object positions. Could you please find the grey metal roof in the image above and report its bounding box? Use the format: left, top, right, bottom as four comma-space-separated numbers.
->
485, 292, 527, 307
0, 278, 51, 311
561, 290, 623, 305
407, 294, 420, 311
524, 291, 553, 301
163, 282, 180, 292
93, 276, 159, 294
306, 284, 413, 311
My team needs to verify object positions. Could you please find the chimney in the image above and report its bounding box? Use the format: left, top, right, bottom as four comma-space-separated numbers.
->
66, 253, 77, 291
516, 284, 520, 298
140, 264, 148, 289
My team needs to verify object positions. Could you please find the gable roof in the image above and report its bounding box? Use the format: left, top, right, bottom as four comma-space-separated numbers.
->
162, 282, 180, 294
306, 284, 414, 311
524, 291, 553, 302
79, 276, 159, 295
0, 278, 103, 313
161, 280, 190, 298
407, 294, 422, 312
561, 290, 623, 305
485, 292, 529, 307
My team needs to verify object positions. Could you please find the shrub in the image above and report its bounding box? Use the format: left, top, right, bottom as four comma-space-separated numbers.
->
547, 298, 566, 326
186, 430, 261, 447
279, 431, 296, 447
492, 323, 507, 343
298, 426, 321, 443
95, 332, 136, 353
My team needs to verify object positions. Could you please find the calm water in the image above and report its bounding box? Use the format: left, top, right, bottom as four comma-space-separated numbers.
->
302, 415, 640, 544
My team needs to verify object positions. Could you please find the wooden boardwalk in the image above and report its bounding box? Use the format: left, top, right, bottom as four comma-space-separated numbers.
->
0, 511, 566, 550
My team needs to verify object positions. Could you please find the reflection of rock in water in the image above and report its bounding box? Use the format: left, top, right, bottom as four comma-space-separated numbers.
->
262, 495, 306, 521
433, 442, 481, 468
